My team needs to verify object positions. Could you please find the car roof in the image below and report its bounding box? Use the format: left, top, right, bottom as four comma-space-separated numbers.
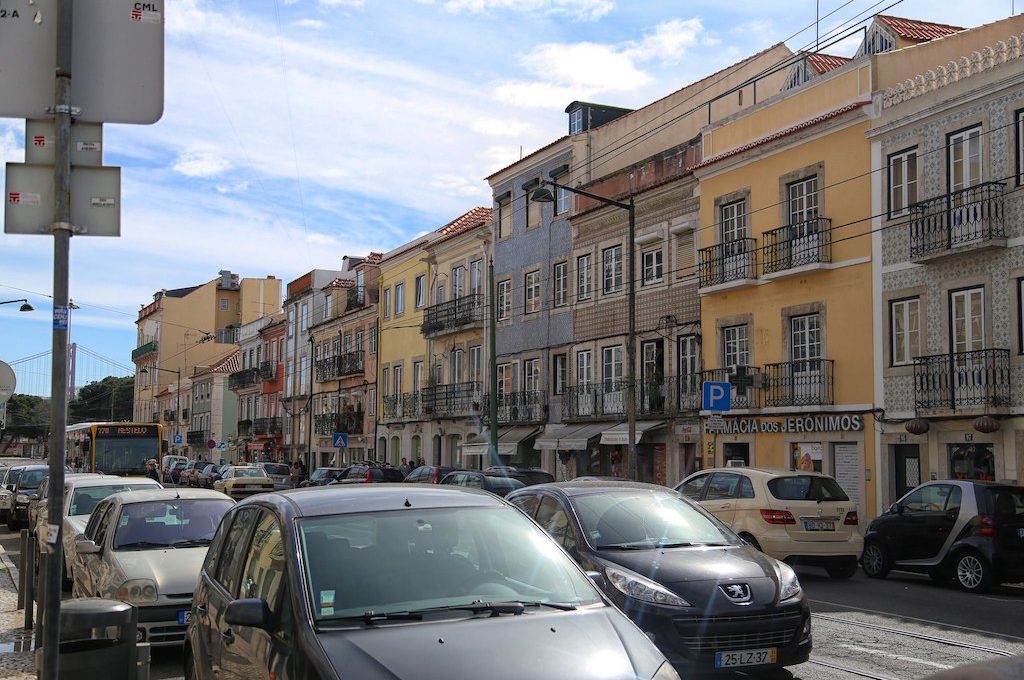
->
686, 467, 836, 479
242, 484, 506, 517
66, 475, 161, 490
110, 488, 230, 504
522, 480, 676, 497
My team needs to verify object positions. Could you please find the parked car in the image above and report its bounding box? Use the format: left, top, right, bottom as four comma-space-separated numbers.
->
675, 468, 863, 578
485, 465, 555, 486
181, 460, 212, 487
402, 464, 456, 484
862, 480, 1024, 592
299, 467, 347, 487
213, 466, 275, 499
162, 455, 189, 480
439, 470, 526, 497
197, 464, 227, 489
39, 474, 163, 590
28, 472, 105, 535
184, 485, 678, 680
7, 465, 51, 531
331, 463, 405, 484
507, 480, 812, 673
0, 467, 11, 522
72, 488, 234, 645
254, 462, 292, 490
169, 461, 188, 485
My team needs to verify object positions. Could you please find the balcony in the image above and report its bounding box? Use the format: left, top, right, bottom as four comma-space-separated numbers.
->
563, 381, 629, 420
314, 409, 366, 435
402, 392, 422, 420
913, 349, 1011, 412
228, 367, 261, 390
253, 417, 283, 435
699, 238, 757, 289
315, 351, 364, 382
421, 382, 482, 418
421, 294, 483, 338
762, 218, 832, 276
186, 430, 209, 446
132, 340, 158, 362
259, 361, 276, 381
701, 368, 761, 410
163, 409, 176, 422
237, 419, 252, 437
637, 375, 703, 416
346, 286, 367, 310
484, 391, 545, 424
382, 394, 402, 422
150, 411, 159, 423
763, 359, 834, 408
909, 182, 1006, 261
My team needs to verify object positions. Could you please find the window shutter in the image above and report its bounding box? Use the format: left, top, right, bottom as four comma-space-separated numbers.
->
676, 231, 695, 279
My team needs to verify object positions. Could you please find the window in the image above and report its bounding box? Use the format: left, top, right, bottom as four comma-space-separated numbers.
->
891, 298, 921, 366
523, 359, 540, 393
721, 200, 746, 242
412, 361, 424, 390
553, 262, 567, 307
469, 346, 482, 384
452, 266, 466, 298
343, 335, 352, 353
576, 350, 592, 384
678, 335, 699, 377
948, 126, 982, 192
951, 287, 985, 353
414, 275, 426, 308
470, 260, 483, 296
497, 363, 512, 395
368, 389, 375, 416
355, 329, 363, 352
577, 254, 592, 300
553, 354, 567, 395
497, 280, 511, 321
534, 497, 576, 553
450, 349, 464, 383
569, 108, 583, 134
300, 303, 309, 332
382, 288, 390, 319
240, 513, 287, 616
788, 176, 819, 224
497, 196, 511, 239
214, 507, 260, 595
435, 283, 445, 305
791, 314, 821, 362
642, 249, 663, 285
324, 294, 332, 320
602, 346, 623, 387
287, 309, 295, 338
393, 365, 403, 395
1017, 109, 1024, 185
602, 245, 622, 294
889, 148, 918, 216
525, 270, 541, 314
556, 182, 571, 215
394, 282, 405, 315
675, 231, 695, 280
723, 325, 749, 367
368, 326, 377, 354
219, 297, 229, 311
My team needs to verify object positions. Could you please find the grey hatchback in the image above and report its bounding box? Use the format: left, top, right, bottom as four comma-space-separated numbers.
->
185, 485, 680, 680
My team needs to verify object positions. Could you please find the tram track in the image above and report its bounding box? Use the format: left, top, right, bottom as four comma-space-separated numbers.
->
811, 613, 1015, 657
805, 657, 901, 680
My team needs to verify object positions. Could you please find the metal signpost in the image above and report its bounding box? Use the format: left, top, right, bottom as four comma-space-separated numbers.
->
1, 3, 164, 678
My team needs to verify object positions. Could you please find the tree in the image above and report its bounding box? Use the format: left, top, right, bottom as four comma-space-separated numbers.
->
69, 375, 134, 423
1, 393, 50, 455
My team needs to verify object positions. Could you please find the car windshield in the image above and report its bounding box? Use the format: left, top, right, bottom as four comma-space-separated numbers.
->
17, 469, 47, 489
263, 463, 290, 475
573, 490, 740, 549
299, 505, 601, 622
768, 475, 850, 502
113, 499, 234, 550
69, 484, 158, 516
232, 468, 266, 478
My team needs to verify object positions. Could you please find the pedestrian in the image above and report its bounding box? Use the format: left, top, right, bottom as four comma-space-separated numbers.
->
145, 459, 160, 483
399, 457, 411, 477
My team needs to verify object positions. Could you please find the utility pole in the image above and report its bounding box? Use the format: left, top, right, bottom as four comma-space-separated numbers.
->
488, 257, 499, 465
625, 199, 638, 482
307, 334, 314, 470
41, 2, 73, 677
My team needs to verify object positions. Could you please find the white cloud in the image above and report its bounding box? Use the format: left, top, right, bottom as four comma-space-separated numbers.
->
294, 18, 325, 29
318, 0, 364, 7
430, 173, 487, 198
172, 149, 231, 178
471, 118, 533, 137
624, 18, 704, 63
441, 0, 613, 21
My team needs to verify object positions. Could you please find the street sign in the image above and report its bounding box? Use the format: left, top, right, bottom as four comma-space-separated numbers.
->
0, 361, 15, 405
5, 163, 121, 236
206, 439, 216, 450
0, 0, 165, 124
25, 120, 104, 166
706, 414, 726, 432
332, 433, 348, 449
216, 442, 227, 451
702, 381, 731, 412
173, 434, 183, 445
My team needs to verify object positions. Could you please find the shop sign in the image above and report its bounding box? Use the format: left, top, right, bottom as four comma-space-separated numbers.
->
705, 414, 863, 435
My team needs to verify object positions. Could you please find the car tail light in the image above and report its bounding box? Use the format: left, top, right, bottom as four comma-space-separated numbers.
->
365, 469, 373, 483
843, 511, 859, 526
760, 509, 796, 525
431, 468, 439, 484
979, 515, 996, 537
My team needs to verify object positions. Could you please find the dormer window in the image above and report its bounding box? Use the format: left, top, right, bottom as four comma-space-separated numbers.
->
569, 108, 584, 134
858, 25, 895, 56
782, 62, 809, 91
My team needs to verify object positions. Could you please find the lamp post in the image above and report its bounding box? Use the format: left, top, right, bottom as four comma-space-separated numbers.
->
140, 365, 182, 452
529, 179, 638, 481
0, 299, 35, 312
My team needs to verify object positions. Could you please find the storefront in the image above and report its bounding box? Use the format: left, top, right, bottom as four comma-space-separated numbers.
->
462, 426, 542, 470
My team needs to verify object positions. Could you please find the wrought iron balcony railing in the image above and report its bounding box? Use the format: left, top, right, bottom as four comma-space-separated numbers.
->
763, 359, 834, 407
762, 218, 832, 275
259, 361, 276, 381
701, 367, 762, 410
314, 409, 366, 435
163, 409, 176, 422
909, 182, 1005, 259
132, 340, 158, 362
484, 391, 545, 424
637, 374, 704, 416
402, 391, 421, 420
315, 352, 364, 382
253, 417, 283, 435
913, 349, 1011, 411
421, 294, 484, 337
237, 419, 252, 436
699, 238, 757, 288
421, 382, 482, 418
186, 430, 209, 446
346, 286, 366, 310
563, 380, 629, 420
228, 367, 261, 390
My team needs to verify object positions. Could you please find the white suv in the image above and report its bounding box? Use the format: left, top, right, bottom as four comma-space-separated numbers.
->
676, 467, 863, 578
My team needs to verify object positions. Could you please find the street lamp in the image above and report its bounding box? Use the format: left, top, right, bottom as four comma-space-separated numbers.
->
140, 365, 182, 453
529, 178, 639, 481
0, 299, 34, 312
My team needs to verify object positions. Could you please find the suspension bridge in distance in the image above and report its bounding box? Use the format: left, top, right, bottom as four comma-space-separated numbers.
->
5, 344, 133, 398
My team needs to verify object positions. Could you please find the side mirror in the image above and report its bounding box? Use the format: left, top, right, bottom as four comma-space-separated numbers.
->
889, 503, 902, 514
224, 598, 272, 629
75, 539, 100, 555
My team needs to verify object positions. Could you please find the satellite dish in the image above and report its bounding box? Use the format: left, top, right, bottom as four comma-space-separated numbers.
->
0, 361, 16, 405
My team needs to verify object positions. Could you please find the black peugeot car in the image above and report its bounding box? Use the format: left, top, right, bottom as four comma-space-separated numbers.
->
862, 480, 1024, 592
506, 481, 812, 674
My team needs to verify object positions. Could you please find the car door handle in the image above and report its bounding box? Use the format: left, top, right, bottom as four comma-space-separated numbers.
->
194, 604, 207, 615
719, 503, 732, 509
221, 628, 234, 644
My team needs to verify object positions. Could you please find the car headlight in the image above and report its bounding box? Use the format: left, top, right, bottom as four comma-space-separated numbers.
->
651, 662, 682, 680
15, 495, 28, 505
778, 562, 802, 601
605, 565, 691, 607
116, 579, 158, 605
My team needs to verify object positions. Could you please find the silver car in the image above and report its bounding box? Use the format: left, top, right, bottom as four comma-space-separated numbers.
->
254, 461, 291, 490
72, 488, 234, 645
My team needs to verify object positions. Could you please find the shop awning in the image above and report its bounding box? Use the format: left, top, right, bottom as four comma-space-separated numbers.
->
599, 421, 666, 446
556, 422, 615, 450
463, 426, 542, 456
246, 442, 264, 452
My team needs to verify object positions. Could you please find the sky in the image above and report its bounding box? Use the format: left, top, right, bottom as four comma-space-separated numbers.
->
1, 0, 1019, 395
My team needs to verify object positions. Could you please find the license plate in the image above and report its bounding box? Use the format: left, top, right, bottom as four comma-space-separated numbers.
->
715, 648, 777, 668
803, 519, 835, 531
178, 610, 192, 625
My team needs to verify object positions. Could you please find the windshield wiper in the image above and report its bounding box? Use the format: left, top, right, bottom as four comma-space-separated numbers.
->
115, 541, 171, 550
411, 601, 527, 617
169, 538, 212, 548
520, 601, 578, 611
595, 544, 649, 550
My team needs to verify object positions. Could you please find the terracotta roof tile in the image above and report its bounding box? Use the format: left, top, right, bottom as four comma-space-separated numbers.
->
438, 206, 491, 236
806, 53, 851, 74
876, 15, 964, 42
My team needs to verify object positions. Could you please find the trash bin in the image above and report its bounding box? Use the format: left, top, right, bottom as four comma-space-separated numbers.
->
59, 598, 138, 680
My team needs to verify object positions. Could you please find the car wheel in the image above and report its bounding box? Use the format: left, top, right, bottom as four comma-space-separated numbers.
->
824, 556, 858, 579
861, 541, 890, 579
954, 551, 992, 593
738, 533, 762, 552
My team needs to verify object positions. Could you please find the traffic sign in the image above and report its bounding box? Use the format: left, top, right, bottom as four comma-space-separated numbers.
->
216, 442, 227, 451
702, 381, 731, 412
332, 433, 348, 449
4, 163, 121, 236
24, 120, 104, 166
706, 414, 727, 432
206, 439, 216, 450
173, 434, 183, 445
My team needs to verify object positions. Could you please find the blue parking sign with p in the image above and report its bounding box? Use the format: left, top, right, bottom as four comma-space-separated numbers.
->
702, 381, 731, 412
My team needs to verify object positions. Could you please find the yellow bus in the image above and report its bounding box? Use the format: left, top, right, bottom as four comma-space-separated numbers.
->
66, 422, 163, 477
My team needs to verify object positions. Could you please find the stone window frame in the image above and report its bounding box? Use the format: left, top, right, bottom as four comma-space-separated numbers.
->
886, 145, 919, 219
941, 120, 988, 196
712, 188, 751, 244
882, 286, 926, 378
1015, 106, 1024, 187
778, 162, 825, 228
779, 301, 827, 364
524, 268, 542, 316
939, 275, 994, 354
1011, 267, 1024, 366
715, 312, 754, 369
496, 278, 512, 323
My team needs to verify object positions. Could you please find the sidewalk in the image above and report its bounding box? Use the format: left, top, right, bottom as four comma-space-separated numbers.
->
0, 542, 36, 680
